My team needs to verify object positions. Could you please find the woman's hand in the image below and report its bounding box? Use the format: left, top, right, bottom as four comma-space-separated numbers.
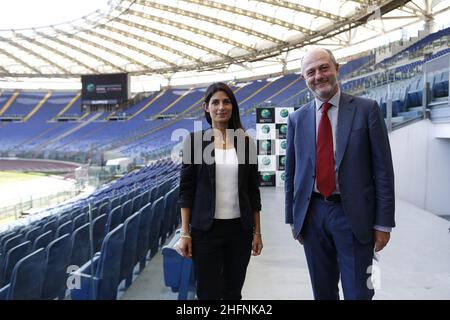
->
177, 236, 192, 258
252, 234, 263, 256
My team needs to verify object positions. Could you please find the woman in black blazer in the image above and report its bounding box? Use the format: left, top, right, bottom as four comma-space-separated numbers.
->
178, 82, 262, 300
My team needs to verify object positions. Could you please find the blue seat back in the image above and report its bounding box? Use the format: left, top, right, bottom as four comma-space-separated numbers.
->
25, 227, 42, 243
92, 214, 107, 253
8, 248, 46, 300
44, 220, 58, 233
121, 199, 133, 223
70, 209, 81, 220
110, 197, 120, 212
120, 211, 140, 284
1, 241, 31, 286
73, 213, 87, 230
70, 223, 91, 268
106, 206, 122, 233
170, 186, 180, 233
58, 213, 71, 225
131, 194, 143, 216
89, 207, 99, 220
96, 224, 125, 300
161, 188, 177, 244
33, 230, 54, 250
148, 196, 164, 258
2, 234, 24, 256
42, 234, 71, 299
56, 220, 73, 238
162, 232, 195, 300
98, 202, 109, 217
135, 202, 153, 265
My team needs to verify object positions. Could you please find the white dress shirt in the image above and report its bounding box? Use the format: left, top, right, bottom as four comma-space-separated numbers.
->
214, 148, 241, 219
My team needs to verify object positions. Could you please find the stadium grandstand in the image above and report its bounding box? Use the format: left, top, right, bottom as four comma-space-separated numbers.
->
0, 0, 449, 300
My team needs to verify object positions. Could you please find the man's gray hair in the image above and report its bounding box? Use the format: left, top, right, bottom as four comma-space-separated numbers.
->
300, 47, 338, 70
323, 48, 338, 65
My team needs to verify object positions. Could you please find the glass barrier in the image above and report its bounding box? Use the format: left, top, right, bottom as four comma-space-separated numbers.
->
424, 53, 450, 123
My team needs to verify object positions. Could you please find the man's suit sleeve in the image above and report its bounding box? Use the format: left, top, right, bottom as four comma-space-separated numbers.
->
285, 113, 295, 224
368, 101, 395, 228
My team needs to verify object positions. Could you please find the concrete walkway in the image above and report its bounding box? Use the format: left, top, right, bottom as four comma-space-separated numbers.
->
122, 187, 450, 300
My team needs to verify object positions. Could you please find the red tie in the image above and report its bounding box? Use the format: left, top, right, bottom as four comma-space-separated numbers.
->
316, 101, 335, 197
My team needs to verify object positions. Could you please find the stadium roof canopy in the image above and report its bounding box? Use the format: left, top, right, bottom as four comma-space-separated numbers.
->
0, 0, 449, 87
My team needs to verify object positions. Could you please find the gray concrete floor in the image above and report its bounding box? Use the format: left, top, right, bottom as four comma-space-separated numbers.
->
122, 187, 450, 300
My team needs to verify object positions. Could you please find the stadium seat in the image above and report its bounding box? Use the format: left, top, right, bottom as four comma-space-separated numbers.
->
70, 224, 125, 300
148, 196, 165, 259
56, 220, 73, 238
70, 223, 91, 268
131, 193, 143, 216
92, 214, 107, 253
73, 212, 87, 230
25, 226, 43, 243
0, 241, 31, 286
0, 248, 46, 300
1, 234, 24, 257
43, 220, 58, 234
119, 211, 140, 289
161, 187, 177, 245
120, 199, 133, 223
135, 202, 153, 273
33, 230, 54, 250
106, 206, 122, 233
162, 231, 195, 300
42, 234, 72, 299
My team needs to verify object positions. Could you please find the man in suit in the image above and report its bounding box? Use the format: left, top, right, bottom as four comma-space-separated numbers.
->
285, 48, 395, 300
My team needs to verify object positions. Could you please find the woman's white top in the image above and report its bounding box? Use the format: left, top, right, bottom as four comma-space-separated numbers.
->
214, 147, 241, 219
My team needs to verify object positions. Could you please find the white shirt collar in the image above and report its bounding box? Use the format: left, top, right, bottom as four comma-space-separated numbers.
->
315, 88, 341, 111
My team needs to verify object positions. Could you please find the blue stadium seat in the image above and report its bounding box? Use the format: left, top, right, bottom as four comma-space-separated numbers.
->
169, 186, 181, 235
43, 220, 58, 233
1, 234, 24, 257
161, 187, 177, 245
98, 202, 109, 217
70, 223, 91, 268
70, 209, 81, 221
25, 226, 43, 243
162, 231, 195, 300
131, 193, 143, 216
57, 213, 71, 225
0, 241, 32, 287
56, 220, 73, 238
0, 248, 46, 300
109, 197, 120, 212
70, 224, 125, 300
106, 205, 122, 233
42, 234, 72, 300
433, 70, 449, 98
121, 199, 133, 223
89, 207, 99, 221
135, 202, 153, 273
33, 230, 53, 250
92, 214, 107, 253
0, 232, 16, 251
119, 211, 140, 289
73, 212, 87, 230
148, 196, 165, 259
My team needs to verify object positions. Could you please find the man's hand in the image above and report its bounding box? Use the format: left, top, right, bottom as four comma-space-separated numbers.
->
374, 230, 390, 252
290, 224, 304, 245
